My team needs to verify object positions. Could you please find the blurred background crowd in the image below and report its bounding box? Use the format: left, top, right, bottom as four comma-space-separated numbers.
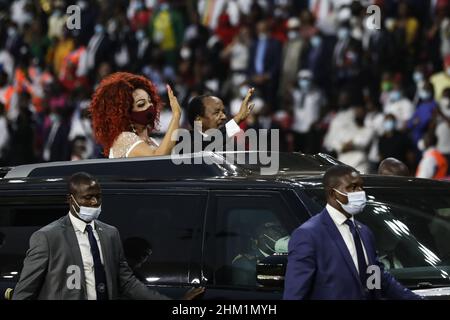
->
0, 0, 450, 177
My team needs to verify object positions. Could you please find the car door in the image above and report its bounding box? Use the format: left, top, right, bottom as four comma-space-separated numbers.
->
201, 189, 306, 300
99, 188, 207, 299
0, 193, 67, 299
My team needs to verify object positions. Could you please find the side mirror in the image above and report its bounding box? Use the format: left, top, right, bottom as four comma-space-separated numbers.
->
256, 254, 287, 288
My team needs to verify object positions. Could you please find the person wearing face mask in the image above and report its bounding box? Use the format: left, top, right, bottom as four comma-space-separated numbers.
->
332, 22, 362, 89
326, 105, 374, 174
85, 22, 112, 77
291, 69, 325, 153
435, 88, 450, 170
407, 81, 438, 148
378, 114, 415, 167
283, 165, 421, 300
383, 83, 414, 131
278, 17, 304, 99
430, 54, 450, 101
13, 172, 205, 300
89, 72, 182, 158
416, 132, 449, 180
248, 19, 282, 108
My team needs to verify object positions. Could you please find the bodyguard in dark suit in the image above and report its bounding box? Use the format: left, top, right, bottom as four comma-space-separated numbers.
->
283, 165, 421, 300
13, 172, 203, 300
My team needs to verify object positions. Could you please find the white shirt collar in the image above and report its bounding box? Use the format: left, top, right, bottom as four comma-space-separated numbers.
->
326, 203, 353, 226
68, 212, 95, 234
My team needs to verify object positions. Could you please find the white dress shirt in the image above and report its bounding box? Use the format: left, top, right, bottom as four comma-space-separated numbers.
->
68, 213, 105, 300
326, 204, 368, 274
197, 119, 241, 139
324, 110, 374, 173
292, 89, 324, 134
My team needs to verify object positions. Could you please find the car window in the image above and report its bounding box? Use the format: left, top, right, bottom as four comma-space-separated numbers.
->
204, 192, 293, 289
303, 187, 450, 288
101, 192, 206, 286
0, 197, 67, 283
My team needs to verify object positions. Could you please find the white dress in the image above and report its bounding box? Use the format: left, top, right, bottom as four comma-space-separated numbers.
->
109, 131, 159, 158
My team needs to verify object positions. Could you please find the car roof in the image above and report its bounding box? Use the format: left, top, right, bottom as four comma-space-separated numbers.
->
1, 151, 340, 180
2, 151, 449, 192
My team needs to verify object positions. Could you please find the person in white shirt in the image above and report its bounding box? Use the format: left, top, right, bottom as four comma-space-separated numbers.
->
291, 70, 325, 153
435, 88, 450, 163
0, 102, 9, 165
383, 85, 414, 131
416, 133, 449, 179
324, 105, 374, 173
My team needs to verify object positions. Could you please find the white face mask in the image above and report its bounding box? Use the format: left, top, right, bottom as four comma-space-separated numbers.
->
334, 189, 367, 215
417, 139, 426, 152
71, 195, 101, 222
287, 30, 298, 40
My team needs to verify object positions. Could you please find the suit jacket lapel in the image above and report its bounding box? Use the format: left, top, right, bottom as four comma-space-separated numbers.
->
62, 215, 87, 298
95, 223, 114, 300
321, 209, 362, 286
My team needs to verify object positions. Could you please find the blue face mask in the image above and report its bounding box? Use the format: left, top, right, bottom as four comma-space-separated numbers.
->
310, 35, 322, 48
94, 24, 104, 34
298, 79, 311, 90
71, 195, 101, 222
383, 119, 395, 132
337, 28, 350, 40
413, 71, 424, 84
334, 189, 367, 215
419, 90, 432, 101
389, 90, 402, 102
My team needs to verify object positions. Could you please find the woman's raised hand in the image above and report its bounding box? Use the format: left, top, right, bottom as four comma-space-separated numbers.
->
167, 84, 181, 119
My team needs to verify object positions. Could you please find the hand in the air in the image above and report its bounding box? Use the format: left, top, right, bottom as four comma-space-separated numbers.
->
167, 84, 181, 119
236, 87, 255, 123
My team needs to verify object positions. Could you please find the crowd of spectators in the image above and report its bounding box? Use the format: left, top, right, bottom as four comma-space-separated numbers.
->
0, 0, 450, 177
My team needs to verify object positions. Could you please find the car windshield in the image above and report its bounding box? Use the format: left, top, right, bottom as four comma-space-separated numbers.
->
214, 152, 340, 175
302, 187, 450, 289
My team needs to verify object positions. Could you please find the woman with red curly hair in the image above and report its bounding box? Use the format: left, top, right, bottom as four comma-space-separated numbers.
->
90, 72, 181, 158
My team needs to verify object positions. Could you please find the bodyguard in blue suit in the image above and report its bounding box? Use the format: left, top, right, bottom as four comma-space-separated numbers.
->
283, 165, 421, 300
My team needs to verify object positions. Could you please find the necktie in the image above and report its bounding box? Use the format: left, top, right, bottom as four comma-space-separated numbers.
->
344, 219, 368, 286
85, 224, 108, 300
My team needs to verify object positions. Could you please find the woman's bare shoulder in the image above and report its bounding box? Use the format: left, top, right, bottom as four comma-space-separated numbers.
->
110, 131, 144, 158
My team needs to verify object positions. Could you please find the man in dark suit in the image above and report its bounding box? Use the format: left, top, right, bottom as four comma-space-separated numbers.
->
248, 19, 282, 109
176, 88, 254, 153
283, 165, 421, 300
13, 172, 204, 300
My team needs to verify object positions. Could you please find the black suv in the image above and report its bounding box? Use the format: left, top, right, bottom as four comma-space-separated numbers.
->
1, 152, 450, 299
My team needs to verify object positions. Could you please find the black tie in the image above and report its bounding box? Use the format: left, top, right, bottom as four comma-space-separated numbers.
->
344, 219, 368, 286
85, 224, 108, 300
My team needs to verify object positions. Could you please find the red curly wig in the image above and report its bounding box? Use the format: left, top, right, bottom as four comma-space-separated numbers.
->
89, 72, 161, 155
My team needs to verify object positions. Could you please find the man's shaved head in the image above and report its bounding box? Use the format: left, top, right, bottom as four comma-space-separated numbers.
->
378, 158, 410, 176
68, 172, 98, 195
